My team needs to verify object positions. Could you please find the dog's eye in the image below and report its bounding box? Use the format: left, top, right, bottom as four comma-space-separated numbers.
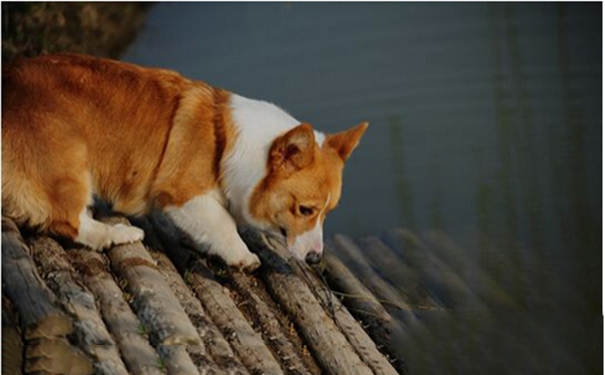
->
299, 205, 314, 216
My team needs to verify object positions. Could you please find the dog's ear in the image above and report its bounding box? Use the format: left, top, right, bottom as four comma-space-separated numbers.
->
270, 123, 316, 173
326, 122, 369, 161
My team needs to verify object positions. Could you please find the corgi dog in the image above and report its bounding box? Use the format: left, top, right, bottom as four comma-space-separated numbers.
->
2, 54, 367, 271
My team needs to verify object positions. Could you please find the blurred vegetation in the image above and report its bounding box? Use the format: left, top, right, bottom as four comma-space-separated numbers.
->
2, 2, 152, 64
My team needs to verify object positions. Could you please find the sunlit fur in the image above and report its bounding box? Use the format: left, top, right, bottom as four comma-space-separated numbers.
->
2, 54, 367, 267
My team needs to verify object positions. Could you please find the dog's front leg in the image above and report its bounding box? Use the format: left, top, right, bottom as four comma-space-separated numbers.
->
163, 191, 261, 272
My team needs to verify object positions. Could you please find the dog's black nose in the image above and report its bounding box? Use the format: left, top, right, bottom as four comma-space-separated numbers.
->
305, 251, 321, 265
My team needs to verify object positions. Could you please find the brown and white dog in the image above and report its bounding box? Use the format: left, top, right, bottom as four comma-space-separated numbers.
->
2, 54, 368, 271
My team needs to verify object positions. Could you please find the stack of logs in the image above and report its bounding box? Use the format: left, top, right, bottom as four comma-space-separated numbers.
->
2, 212, 405, 375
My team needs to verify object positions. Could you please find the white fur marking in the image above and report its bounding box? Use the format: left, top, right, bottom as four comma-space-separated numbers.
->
75, 209, 144, 251
289, 194, 330, 260
291, 218, 324, 260
164, 191, 260, 269
224, 94, 311, 227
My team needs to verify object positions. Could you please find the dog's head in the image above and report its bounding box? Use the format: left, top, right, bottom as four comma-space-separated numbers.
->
248, 122, 368, 264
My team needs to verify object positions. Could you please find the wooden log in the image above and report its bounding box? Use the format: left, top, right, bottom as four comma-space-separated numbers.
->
230, 272, 314, 375
421, 230, 519, 308
28, 236, 130, 375
355, 235, 439, 310
239, 230, 375, 375
101, 216, 201, 346
260, 233, 403, 375
383, 228, 480, 309
145, 238, 242, 375
24, 338, 91, 375
1, 217, 72, 339
157, 346, 199, 375
147, 213, 266, 375
320, 248, 395, 346
327, 235, 413, 311
187, 261, 284, 375
69, 249, 165, 375
3, 297, 24, 375
24, 337, 92, 375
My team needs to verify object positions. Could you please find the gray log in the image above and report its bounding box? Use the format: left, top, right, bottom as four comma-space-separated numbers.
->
101, 216, 200, 346
28, 236, 129, 375
240, 230, 374, 375
262, 234, 402, 375
1, 217, 72, 339
69, 249, 165, 375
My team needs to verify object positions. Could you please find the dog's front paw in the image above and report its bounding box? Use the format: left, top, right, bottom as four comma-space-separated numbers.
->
231, 252, 261, 273
218, 243, 261, 273
108, 224, 145, 246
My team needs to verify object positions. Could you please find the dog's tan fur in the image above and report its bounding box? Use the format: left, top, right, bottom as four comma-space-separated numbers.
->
2, 54, 235, 238
2, 54, 367, 267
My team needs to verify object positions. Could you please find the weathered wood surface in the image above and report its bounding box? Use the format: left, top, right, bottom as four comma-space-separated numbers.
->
69, 249, 165, 375
102, 216, 201, 346
1, 217, 73, 339
4, 209, 403, 375
261, 235, 403, 375
321, 247, 404, 368
148, 213, 282, 375
157, 346, 199, 375
24, 337, 92, 375
242, 230, 375, 375
141, 219, 247, 375
3, 297, 24, 375
187, 261, 285, 375
29, 236, 129, 375
230, 272, 313, 375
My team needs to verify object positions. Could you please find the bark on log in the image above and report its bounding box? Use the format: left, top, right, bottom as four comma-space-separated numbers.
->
157, 346, 199, 375
101, 216, 201, 346
1, 217, 72, 339
262, 234, 402, 375
147, 213, 266, 375
187, 262, 284, 375
143, 227, 240, 375
28, 236, 129, 375
230, 272, 313, 375
69, 249, 165, 375
24, 337, 92, 375
321, 247, 402, 360
239, 230, 374, 375
2, 297, 24, 375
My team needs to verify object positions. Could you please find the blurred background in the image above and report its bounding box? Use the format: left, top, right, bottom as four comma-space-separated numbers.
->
123, 3, 602, 374
3, 2, 601, 374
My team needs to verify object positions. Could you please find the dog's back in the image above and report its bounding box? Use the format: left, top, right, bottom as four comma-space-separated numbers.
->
2, 54, 196, 234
